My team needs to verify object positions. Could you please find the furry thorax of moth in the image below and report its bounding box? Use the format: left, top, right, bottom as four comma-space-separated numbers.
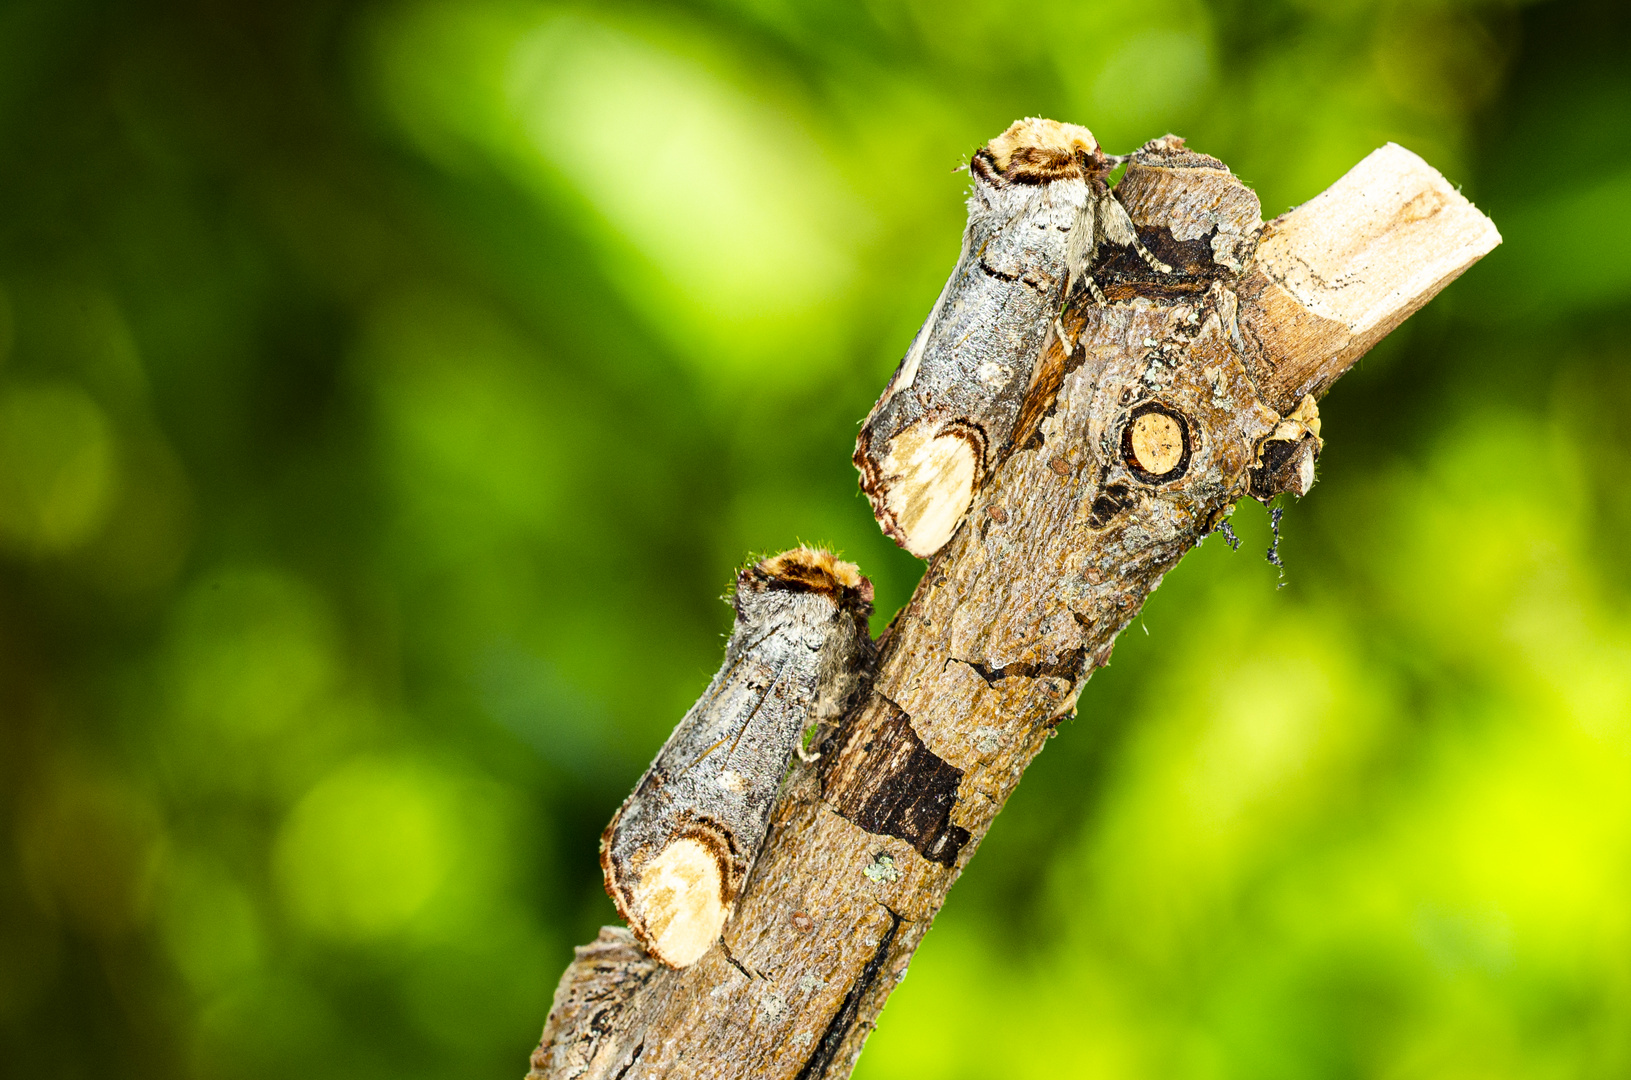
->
854, 117, 1174, 560
600, 548, 873, 968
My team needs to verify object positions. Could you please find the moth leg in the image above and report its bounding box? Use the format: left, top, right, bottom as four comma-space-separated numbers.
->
1085, 275, 1108, 304
795, 719, 833, 763
1064, 197, 1095, 295
1098, 191, 1173, 275
1054, 317, 1073, 355
1132, 236, 1173, 274
1054, 195, 1101, 337
794, 734, 821, 764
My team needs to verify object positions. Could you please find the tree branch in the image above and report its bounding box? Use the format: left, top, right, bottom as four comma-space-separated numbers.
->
527, 131, 1499, 1080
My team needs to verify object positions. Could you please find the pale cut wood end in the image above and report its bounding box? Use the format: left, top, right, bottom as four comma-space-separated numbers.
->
1242, 142, 1502, 411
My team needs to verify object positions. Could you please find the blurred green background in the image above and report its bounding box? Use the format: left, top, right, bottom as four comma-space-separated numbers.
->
2, 0, 1628, 1077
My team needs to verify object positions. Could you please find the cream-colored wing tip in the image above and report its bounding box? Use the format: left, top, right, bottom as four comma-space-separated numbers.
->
629, 836, 731, 969
870, 420, 981, 559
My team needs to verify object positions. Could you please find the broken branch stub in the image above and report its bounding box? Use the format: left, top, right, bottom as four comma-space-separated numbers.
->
1235, 142, 1503, 414
531, 129, 1498, 1080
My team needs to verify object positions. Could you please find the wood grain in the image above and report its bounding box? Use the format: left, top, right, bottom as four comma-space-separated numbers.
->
1236, 142, 1502, 413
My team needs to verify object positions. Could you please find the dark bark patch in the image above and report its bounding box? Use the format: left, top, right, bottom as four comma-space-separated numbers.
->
1088, 482, 1137, 528
719, 940, 755, 981
956, 647, 1088, 687
823, 697, 970, 866
1011, 335, 1072, 454
1249, 432, 1319, 500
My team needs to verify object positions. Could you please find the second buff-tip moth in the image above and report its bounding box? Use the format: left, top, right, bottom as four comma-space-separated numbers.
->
600, 548, 873, 968
854, 118, 1170, 559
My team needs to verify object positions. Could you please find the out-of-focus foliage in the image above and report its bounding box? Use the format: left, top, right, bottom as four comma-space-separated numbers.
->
1, 0, 1628, 1076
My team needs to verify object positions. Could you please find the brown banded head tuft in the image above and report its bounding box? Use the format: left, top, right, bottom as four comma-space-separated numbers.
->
976, 118, 1107, 184
752, 546, 874, 608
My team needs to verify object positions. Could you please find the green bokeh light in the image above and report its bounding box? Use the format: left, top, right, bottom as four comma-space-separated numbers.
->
0, 382, 119, 555
274, 759, 456, 940
2, 0, 1629, 1077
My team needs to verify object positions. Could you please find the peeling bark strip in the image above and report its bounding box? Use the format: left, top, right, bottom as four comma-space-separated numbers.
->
530, 928, 658, 1079
531, 127, 1498, 1080
794, 909, 902, 1080
600, 547, 872, 967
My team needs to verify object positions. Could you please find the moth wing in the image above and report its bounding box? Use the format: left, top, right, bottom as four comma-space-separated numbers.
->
601, 620, 806, 968
1064, 195, 1097, 297
878, 221, 973, 408
1096, 189, 1140, 249
678, 652, 790, 777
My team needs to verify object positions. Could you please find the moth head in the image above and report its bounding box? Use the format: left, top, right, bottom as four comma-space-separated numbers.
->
981, 118, 1107, 183
742, 546, 875, 612
755, 547, 870, 600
